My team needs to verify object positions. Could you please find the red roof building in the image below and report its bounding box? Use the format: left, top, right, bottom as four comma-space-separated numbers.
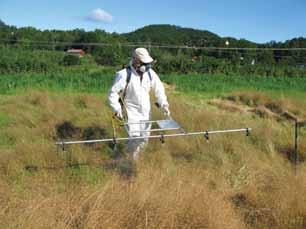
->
66, 49, 85, 57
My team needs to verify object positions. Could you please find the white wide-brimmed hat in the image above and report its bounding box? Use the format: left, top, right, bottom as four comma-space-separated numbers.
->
133, 47, 154, 63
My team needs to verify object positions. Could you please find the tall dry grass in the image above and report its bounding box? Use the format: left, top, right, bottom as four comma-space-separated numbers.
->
0, 91, 305, 228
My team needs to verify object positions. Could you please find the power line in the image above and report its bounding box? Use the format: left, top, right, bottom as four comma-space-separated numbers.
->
1, 39, 306, 60
1, 38, 306, 51
1, 42, 301, 60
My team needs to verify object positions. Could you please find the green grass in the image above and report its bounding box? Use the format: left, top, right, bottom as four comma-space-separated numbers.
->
0, 112, 15, 148
0, 112, 10, 127
0, 65, 116, 94
0, 72, 114, 95
1, 69, 305, 97
0, 134, 16, 148
162, 74, 306, 95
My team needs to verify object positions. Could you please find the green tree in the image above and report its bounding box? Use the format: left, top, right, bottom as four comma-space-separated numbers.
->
0, 19, 6, 27
63, 55, 80, 66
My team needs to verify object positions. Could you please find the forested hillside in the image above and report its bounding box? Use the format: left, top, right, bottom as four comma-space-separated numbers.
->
123, 24, 222, 45
1, 21, 306, 76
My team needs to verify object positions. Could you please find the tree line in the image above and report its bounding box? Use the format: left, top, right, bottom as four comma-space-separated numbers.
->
0, 21, 305, 76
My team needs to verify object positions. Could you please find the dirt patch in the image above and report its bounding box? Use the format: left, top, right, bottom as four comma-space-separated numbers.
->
210, 92, 306, 122
55, 122, 110, 150
56, 121, 81, 139
230, 193, 277, 227
82, 126, 108, 140
209, 99, 280, 120
265, 101, 285, 114
225, 92, 270, 107
249, 105, 281, 120
75, 98, 87, 109
209, 99, 247, 113
277, 145, 305, 164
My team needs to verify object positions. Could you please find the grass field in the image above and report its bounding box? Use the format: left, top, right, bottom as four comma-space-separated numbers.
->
1, 66, 306, 95
0, 69, 306, 228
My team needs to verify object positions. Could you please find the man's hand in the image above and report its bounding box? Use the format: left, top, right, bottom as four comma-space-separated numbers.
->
114, 109, 123, 120
162, 104, 171, 117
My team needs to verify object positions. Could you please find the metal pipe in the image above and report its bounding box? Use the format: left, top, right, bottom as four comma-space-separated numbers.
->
128, 127, 180, 133
56, 128, 252, 146
294, 120, 298, 166
124, 120, 166, 125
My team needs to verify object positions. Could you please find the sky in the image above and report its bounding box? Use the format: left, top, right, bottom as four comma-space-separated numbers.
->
0, 0, 306, 43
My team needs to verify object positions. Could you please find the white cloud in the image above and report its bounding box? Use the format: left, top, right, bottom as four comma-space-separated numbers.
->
86, 8, 113, 23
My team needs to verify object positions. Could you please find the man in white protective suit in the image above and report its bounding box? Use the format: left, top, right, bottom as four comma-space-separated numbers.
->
108, 47, 170, 160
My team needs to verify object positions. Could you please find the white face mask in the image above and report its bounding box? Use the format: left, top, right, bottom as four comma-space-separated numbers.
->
131, 58, 152, 73
139, 63, 152, 73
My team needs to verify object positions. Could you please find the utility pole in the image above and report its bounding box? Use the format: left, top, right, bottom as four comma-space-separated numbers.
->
293, 118, 306, 174
282, 111, 306, 172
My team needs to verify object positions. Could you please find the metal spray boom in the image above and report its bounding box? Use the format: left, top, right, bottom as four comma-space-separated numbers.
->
56, 118, 251, 147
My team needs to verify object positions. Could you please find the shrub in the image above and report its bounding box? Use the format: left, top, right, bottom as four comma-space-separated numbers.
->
62, 55, 81, 66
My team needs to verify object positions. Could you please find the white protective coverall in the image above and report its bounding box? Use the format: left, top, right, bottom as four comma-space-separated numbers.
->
108, 66, 168, 160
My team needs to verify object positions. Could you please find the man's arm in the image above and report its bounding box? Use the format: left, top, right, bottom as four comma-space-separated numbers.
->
150, 70, 170, 115
108, 72, 126, 115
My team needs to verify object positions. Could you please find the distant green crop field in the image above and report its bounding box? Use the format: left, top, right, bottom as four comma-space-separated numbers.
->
0, 71, 114, 95
1, 69, 305, 96
162, 74, 306, 94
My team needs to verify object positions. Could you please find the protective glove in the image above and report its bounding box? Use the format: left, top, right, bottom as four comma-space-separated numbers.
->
162, 104, 171, 117
114, 109, 123, 120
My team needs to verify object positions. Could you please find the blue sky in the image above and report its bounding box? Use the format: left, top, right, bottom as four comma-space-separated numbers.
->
1, 0, 306, 43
